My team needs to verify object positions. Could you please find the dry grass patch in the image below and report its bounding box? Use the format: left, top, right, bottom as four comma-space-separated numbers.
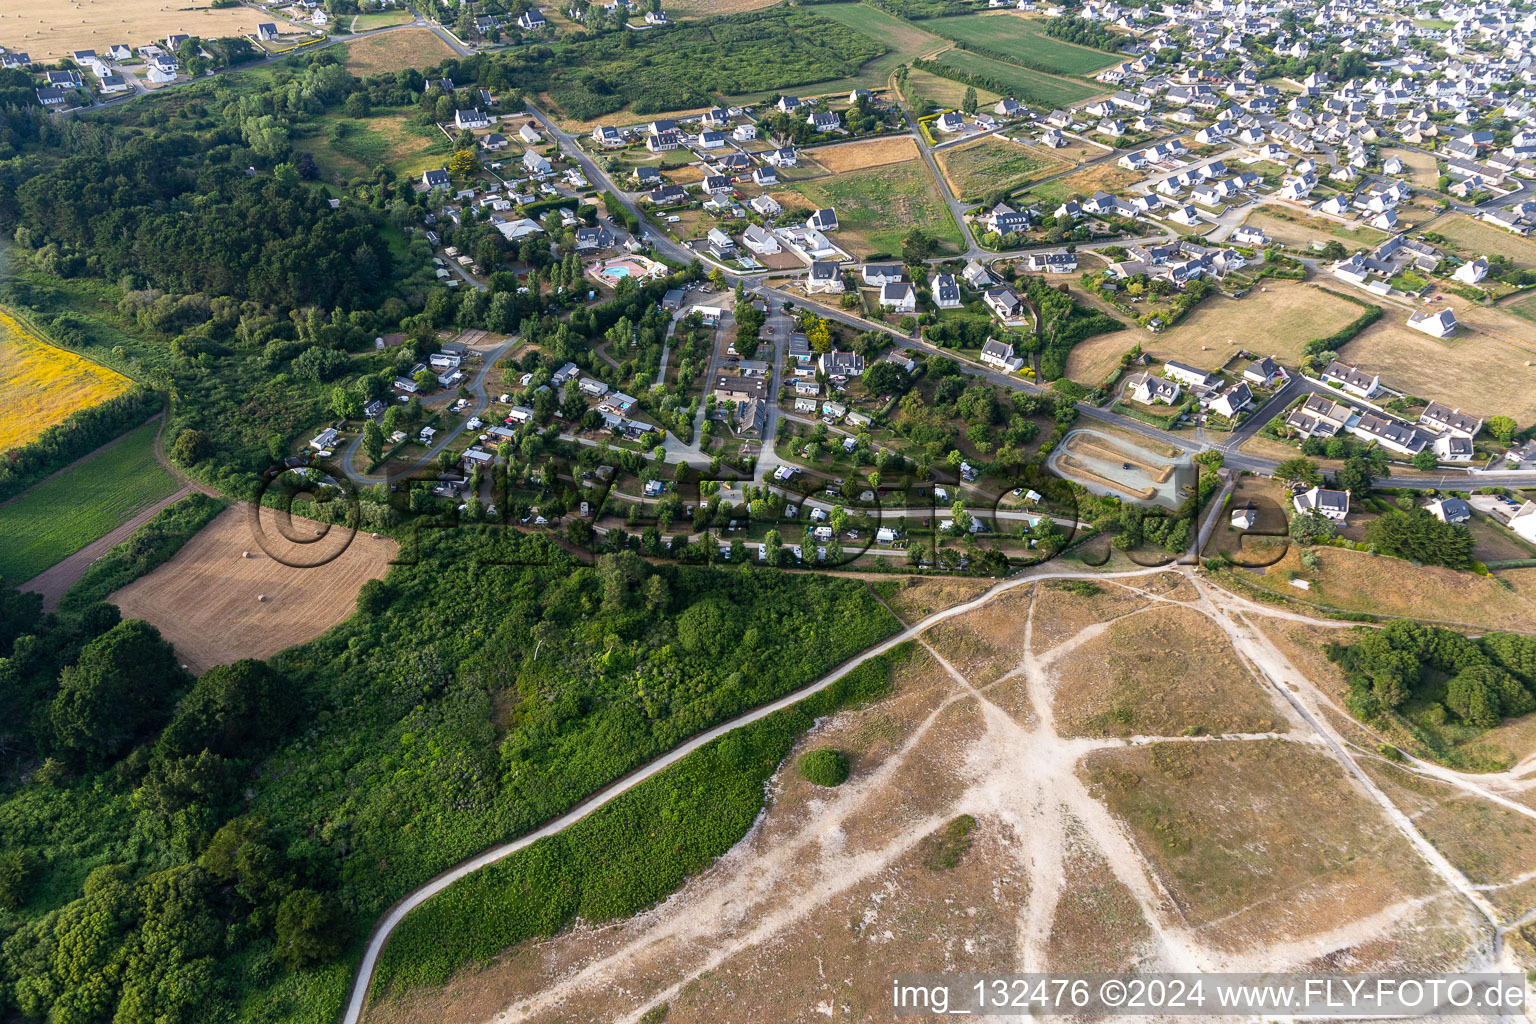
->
921, 585, 1033, 686
110, 504, 396, 672
1028, 163, 1140, 205
1382, 148, 1439, 189
1046, 822, 1157, 971
1028, 580, 1149, 654
1, 0, 265, 60
1081, 740, 1444, 949
1425, 212, 1536, 269
1360, 759, 1536, 891
1050, 604, 1283, 738
1243, 208, 1388, 249
1223, 545, 1536, 633
1338, 317, 1536, 424
0, 309, 131, 451
874, 574, 996, 625
341, 27, 455, 76
1074, 282, 1362, 380
811, 136, 918, 174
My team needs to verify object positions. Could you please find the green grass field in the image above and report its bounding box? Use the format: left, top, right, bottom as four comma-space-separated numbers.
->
1507, 294, 1536, 324
930, 48, 1100, 108
0, 419, 179, 583
935, 14, 1121, 75
300, 111, 452, 180
791, 160, 964, 257
746, 2, 946, 96
351, 10, 415, 29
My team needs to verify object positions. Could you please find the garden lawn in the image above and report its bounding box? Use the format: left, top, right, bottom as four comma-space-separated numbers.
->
934, 14, 1121, 75
930, 48, 1100, 109
0, 419, 178, 582
792, 160, 964, 257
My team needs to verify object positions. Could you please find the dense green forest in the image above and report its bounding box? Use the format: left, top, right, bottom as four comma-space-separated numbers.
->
0, 528, 898, 1024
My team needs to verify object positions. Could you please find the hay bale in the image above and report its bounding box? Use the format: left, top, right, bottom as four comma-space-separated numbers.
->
257, 594, 268, 602
242, 550, 252, 558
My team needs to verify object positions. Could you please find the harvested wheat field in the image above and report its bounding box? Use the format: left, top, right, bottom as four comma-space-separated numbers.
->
110, 503, 396, 673
0, 309, 132, 451
0, 0, 265, 61
809, 135, 918, 174
341, 27, 455, 76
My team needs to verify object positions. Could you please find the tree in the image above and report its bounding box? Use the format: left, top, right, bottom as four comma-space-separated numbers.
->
1365, 508, 1473, 569
1412, 449, 1438, 470
708, 268, 728, 291
805, 316, 832, 354
49, 619, 188, 761
862, 361, 904, 396
330, 386, 362, 420
1289, 509, 1338, 543
274, 889, 349, 968
448, 147, 480, 180
170, 428, 211, 466
961, 86, 977, 115
1333, 455, 1374, 497
901, 229, 936, 264
413, 368, 436, 390
1486, 415, 1518, 443
362, 421, 384, 463
1273, 457, 1321, 488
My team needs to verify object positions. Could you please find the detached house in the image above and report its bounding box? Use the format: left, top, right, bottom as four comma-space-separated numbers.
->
1320, 360, 1381, 399
881, 281, 916, 314
1293, 486, 1350, 522
980, 338, 1024, 372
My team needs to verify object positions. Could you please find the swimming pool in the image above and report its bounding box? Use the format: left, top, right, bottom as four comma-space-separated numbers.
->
599, 266, 631, 280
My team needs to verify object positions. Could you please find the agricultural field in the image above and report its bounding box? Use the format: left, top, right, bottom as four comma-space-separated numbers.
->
1506, 293, 1536, 324
1381, 147, 1439, 189
933, 13, 1122, 76
792, 3, 948, 95
341, 27, 456, 75
0, 419, 178, 583
1338, 316, 1536, 424
1424, 213, 1536, 270
0, 0, 266, 61
109, 503, 398, 672
299, 112, 452, 181
666, 0, 787, 15
351, 10, 415, 29
1024, 163, 1139, 206
785, 159, 965, 257
1242, 208, 1389, 249
809, 135, 919, 174
1067, 281, 1364, 382
929, 48, 1101, 110
936, 136, 1071, 201
0, 309, 132, 451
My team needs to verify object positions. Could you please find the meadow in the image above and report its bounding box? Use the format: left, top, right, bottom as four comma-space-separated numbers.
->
340, 27, 456, 75
936, 136, 1071, 200
1425, 213, 1536, 270
805, 3, 948, 93
1338, 317, 1536, 423
299, 111, 451, 180
903, 67, 1000, 114
935, 14, 1122, 75
0, 419, 179, 583
787, 160, 965, 257
0, 309, 132, 452
351, 10, 415, 29
928, 48, 1100, 108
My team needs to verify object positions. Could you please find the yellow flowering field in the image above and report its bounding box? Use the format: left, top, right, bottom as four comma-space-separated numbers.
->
0, 310, 132, 450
